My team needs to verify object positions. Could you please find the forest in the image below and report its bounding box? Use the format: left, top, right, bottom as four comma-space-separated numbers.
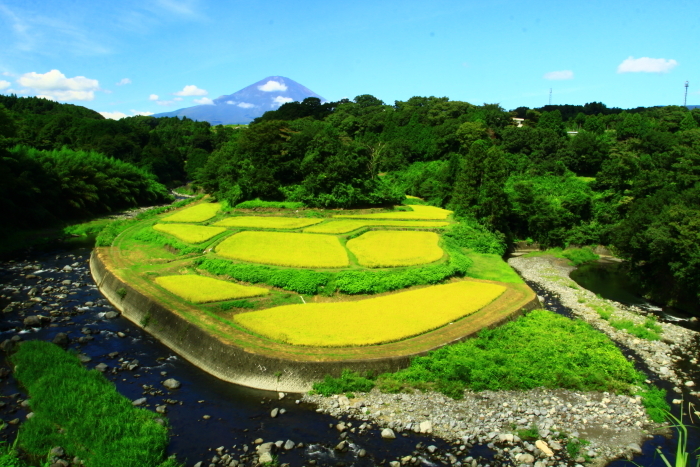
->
2, 92, 699, 312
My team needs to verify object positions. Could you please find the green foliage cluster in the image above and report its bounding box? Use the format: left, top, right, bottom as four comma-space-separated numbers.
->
443, 217, 507, 255
311, 370, 376, 397
524, 247, 599, 266
636, 386, 670, 423
195, 258, 331, 295
218, 299, 256, 310
380, 309, 640, 398
1, 145, 170, 232
196, 238, 470, 295
235, 198, 305, 209
11, 341, 179, 467
609, 316, 662, 340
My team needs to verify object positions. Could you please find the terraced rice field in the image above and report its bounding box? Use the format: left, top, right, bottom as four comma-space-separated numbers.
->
335, 205, 452, 220
303, 219, 449, 234
346, 231, 444, 267
234, 281, 506, 346
213, 216, 323, 230
153, 223, 226, 244
155, 275, 269, 303
215, 231, 349, 268
161, 203, 221, 223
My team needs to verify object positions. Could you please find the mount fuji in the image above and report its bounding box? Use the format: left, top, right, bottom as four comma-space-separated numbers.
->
153, 76, 325, 125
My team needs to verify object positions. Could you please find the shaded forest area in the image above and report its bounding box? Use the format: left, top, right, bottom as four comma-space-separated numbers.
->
2, 92, 700, 311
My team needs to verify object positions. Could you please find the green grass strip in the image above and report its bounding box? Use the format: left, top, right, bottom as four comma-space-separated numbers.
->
12, 341, 179, 467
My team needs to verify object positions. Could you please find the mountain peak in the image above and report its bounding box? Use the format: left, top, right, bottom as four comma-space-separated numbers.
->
154, 76, 325, 125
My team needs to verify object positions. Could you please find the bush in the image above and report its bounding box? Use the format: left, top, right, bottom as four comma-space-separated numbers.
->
561, 247, 599, 266
235, 198, 305, 210
636, 385, 669, 423
312, 370, 375, 396
444, 217, 507, 256
379, 309, 640, 399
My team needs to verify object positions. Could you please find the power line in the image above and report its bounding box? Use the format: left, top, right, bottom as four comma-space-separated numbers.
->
684, 81, 689, 107
549, 88, 552, 106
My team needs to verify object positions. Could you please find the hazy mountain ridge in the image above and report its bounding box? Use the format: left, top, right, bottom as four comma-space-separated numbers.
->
153, 76, 325, 125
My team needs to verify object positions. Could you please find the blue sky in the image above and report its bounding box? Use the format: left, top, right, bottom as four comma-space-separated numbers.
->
1, 0, 698, 119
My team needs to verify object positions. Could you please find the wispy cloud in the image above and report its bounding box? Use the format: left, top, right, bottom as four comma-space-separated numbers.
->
156, 100, 175, 106
149, 94, 159, 100
100, 109, 155, 120
174, 84, 207, 96
194, 97, 214, 105
17, 69, 99, 101
617, 56, 678, 73
273, 96, 293, 105
259, 80, 288, 92
543, 70, 573, 80
0, 80, 11, 90
237, 102, 255, 108
116, 78, 132, 86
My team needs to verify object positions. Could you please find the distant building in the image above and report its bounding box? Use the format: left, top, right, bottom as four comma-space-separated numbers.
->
512, 118, 524, 127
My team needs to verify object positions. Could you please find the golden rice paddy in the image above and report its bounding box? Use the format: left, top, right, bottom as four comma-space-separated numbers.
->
215, 231, 349, 268
153, 223, 226, 244
161, 203, 221, 223
335, 205, 452, 220
303, 219, 449, 234
155, 275, 269, 303
347, 231, 444, 267
213, 216, 324, 230
234, 281, 506, 346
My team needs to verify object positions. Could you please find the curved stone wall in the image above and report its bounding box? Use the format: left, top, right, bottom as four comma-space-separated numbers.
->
91, 249, 540, 392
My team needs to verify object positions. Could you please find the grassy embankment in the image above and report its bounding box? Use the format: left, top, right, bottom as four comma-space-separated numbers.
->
11, 341, 180, 467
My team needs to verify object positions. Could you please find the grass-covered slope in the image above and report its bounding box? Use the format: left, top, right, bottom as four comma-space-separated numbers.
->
12, 341, 179, 467
379, 309, 640, 397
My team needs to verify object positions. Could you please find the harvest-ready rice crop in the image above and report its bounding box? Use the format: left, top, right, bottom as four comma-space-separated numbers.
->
161, 203, 221, 223
155, 275, 269, 303
335, 205, 452, 220
153, 223, 226, 243
303, 220, 449, 234
347, 231, 444, 267
216, 231, 349, 268
234, 281, 506, 346
213, 216, 323, 229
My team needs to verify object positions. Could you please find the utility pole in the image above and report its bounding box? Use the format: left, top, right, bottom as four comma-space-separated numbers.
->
549, 88, 552, 106
684, 81, 689, 107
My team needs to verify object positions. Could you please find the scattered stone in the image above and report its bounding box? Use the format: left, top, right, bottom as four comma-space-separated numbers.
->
163, 378, 181, 390
419, 420, 432, 433
381, 428, 396, 439
283, 440, 294, 450
627, 443, 642, 454
23, 315, 43, 327
94, 363, 108, 372
104, 311, 119, 319
258, 452, 273, 464
270, 408, 279, 418
52, 333, 69, 347
535, 440, 554, 457
132, 398, 147, 406
202, 415, 211, 420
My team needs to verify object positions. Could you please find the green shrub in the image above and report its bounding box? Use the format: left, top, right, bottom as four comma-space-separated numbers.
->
609, 319, 660, 340
561, 247, 599, 266
444, 217, 507, 256
12, 341, 180, 467
132, 226, 201, 255
379, 309, 640, 398
517, 425, 540, 441
312, 370, 375, 396
219, 300, 256, 310
235, 199, 305, 210
566, 438, 590, 458
636, 385, 669, 423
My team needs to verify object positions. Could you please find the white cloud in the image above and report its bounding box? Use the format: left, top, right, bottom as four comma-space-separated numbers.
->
131, 110, 154, 116
237, 102, 255, 108
0, 80, 11, 90
100, 111, 129, 120
173, 97, 183, 101
149, 94, 159, 101
2, 72, 14, 77
17, 69, 99, 101
258, 80, 287, 92
174, 84, 207, 96
36, 95, 55, 101
273, 96, 293, 105
617, 56, 678, 73
225, 100, 236, 105
194, 97, 214, 105
543, 70, 574, 80
116, 78, 131, 86
156, 100, 174, 106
